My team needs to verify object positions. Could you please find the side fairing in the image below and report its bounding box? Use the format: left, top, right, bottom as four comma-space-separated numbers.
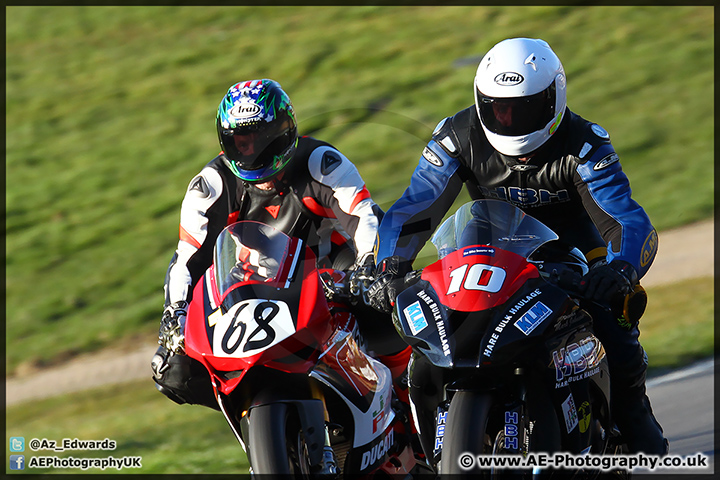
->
393, 282, 455, 368
545, 326, 609, 451
477, 280, 577, 367
309, 329, 395, 447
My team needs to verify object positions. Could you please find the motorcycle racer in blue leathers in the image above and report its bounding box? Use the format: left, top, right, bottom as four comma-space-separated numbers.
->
367, 38, 667, 455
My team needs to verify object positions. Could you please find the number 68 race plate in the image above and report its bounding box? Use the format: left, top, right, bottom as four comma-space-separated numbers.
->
211, 299, 296, 358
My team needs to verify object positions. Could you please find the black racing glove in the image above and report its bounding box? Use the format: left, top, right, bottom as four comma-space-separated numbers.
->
152, 301, 188, 380
158, 301, 188, 354
577, 260, 638, 312
347, 253, 376, 301
366, 256, 412, 314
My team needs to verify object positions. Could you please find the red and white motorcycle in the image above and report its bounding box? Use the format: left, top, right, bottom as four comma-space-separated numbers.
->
183, 220, 418, 476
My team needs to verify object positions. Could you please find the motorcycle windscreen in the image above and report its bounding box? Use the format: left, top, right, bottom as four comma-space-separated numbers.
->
424, 199, 556, 312
430, 199, 558, 260
213, 220, 299, 300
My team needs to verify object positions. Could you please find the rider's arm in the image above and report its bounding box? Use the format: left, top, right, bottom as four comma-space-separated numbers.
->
374, 137, 465, 266
305, 145, 381, 261
164, 162, 232, 306
572, 127, 658, 279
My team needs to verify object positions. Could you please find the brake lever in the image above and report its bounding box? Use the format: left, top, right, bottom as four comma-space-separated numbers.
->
319, 271, 338, 300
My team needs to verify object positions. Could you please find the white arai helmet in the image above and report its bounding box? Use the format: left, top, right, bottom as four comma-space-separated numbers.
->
474, 38, 567, 157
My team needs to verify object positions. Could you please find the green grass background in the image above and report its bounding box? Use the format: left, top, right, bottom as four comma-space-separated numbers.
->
5, 5, 714, 474
6, 5, 714, 375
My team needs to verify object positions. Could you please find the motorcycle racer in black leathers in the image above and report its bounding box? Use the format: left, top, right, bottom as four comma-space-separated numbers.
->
151, 79, 409, 409
367, 38, 667, 454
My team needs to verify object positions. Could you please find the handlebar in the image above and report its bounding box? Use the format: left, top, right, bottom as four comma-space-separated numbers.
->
319, 269, 365, 305
321, 266, 423, 308
550, 267, 645, 330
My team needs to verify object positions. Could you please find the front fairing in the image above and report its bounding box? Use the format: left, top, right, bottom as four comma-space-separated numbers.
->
394, 200, 568, 368
395, 277, 580, 369
184, 222, 334, 394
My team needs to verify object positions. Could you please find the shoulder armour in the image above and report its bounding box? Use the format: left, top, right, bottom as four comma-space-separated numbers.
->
431, 117, 460, 157
563, 111, 613, 165
431, 106, 477, 159
294, 135, 332, 161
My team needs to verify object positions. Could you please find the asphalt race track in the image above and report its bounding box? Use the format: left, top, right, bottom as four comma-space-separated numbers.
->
642, 358, 715, 475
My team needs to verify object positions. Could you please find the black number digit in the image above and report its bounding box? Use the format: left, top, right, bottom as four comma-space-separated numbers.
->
244, 301, 278, 352
221, 303, 248, 354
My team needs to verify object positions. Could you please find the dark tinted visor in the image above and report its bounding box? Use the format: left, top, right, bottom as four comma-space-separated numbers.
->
220, 121, 294, 170
477, 83, 556, 136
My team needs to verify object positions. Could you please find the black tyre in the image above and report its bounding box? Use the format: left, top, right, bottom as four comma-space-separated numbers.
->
441, 391, 493, 476
246, 402, 311, 476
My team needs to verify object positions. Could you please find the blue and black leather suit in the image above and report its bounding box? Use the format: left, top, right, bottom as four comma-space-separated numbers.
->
375, 106, 658, 284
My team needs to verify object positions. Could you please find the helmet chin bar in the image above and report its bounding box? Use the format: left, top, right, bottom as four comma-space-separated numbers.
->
479, 115, 561, 157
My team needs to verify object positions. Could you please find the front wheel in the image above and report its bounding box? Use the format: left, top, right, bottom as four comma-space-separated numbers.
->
246, 402, 312, 476
441, 391, 537, 479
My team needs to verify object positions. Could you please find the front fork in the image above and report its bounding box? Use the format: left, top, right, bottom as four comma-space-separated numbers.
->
310, 381, 339, 475
216, 384, 339, 475
494, 367, 531, 455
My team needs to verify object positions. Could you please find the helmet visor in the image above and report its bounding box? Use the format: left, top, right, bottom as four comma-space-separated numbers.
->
220, 120, 295, 171
477, 83, 556, 137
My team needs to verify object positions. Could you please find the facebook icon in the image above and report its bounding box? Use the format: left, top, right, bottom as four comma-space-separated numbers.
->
10, 455, 25, 470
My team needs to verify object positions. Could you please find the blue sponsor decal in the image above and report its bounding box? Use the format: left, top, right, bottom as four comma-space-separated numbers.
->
504, 410, 519, 449
514, 301, 552, 335
434, 409, 447, 454
404, 301, 428, 335
463, 246, 495, 257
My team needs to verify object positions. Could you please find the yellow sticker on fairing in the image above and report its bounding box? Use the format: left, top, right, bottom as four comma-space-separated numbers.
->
208, 308, 223, 328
